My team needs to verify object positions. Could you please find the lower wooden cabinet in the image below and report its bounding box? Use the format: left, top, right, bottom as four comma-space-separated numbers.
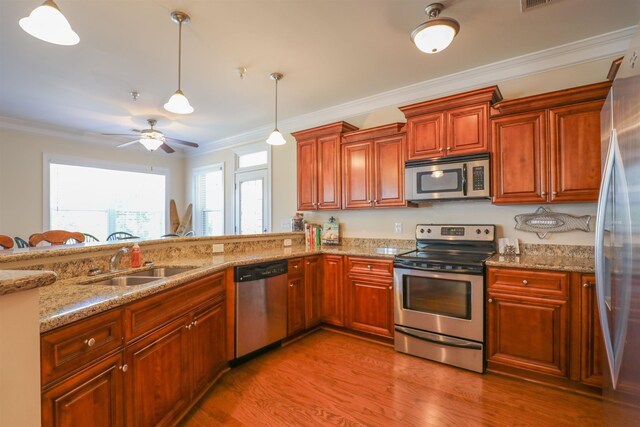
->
321, 255, 344, 326
190, 298, 226, 394
579, 273, 604, 387
287, 276, 306, 336
42, 353, 124, 427
304, 256, 322, 329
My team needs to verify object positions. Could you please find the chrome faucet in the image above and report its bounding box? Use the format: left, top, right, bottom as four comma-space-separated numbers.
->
110, 247, 129, 272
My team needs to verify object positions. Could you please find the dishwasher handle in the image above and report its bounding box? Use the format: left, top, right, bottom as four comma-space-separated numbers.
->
235, 260, 289, 282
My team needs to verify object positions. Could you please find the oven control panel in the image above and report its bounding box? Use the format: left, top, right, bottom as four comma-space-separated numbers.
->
415, 224, 495, 241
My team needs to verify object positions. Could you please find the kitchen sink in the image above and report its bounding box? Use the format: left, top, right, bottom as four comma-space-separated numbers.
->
88, 276, 160, 286
126, 267, 195, 278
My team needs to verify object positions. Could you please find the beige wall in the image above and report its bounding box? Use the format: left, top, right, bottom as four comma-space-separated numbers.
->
185, 57, 614, 245
0, 128, 185, 239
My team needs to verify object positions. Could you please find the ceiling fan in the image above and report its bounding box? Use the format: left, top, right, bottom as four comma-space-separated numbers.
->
103, 119, 199, 153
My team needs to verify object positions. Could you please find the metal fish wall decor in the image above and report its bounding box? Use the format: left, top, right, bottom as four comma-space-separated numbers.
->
514, 206, 591, 239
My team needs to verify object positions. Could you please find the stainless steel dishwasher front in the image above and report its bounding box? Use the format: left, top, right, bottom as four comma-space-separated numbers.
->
234, 260, 288, 359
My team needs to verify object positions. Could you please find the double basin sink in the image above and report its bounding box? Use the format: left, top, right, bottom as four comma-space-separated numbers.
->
84, 267, 195, 287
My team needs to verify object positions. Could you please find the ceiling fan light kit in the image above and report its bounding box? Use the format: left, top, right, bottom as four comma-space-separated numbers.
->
164, 11, 194, 115
19, 0, 79, 46
411, 3, 459, 54
266, 72, 286, 146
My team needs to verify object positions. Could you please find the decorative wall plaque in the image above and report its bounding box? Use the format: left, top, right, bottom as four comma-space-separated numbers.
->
514, 206, 591, 239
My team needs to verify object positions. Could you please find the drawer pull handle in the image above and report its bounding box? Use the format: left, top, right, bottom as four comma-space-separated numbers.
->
488, 298, 493, 303
85, 338, 96, 347
522, 280, 528, 285
583, 282, 592, 288
119, 364, 128, 372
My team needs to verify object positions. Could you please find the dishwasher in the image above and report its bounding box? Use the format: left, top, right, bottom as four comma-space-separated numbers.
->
234, 260, 288, 360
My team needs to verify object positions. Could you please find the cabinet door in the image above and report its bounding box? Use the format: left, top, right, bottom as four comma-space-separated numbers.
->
191, 299, 226, 394
287, 277, 306, 336
491, 111, 548, 204
373, 134, 406, 208
406, 112, 444, 160
42, 353, 124, 427
304, 256, 322, 329
322, 255, 344, 326
317, 135, 342, 210
487, 292, 568, 378
345, 275, 393, 338
124, 316, 191, 427
342, 141, 373, 209
447, 104, 488, 155
297, 139, 317, 210
549, 101, 603, 202
580, 273, 604, 387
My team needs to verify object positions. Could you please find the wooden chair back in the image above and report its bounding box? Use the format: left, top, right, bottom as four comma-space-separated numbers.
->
0, 235, 14, 249
29, 230, 85, 247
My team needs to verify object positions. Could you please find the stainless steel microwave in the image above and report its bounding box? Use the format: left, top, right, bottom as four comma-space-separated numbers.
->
405, 153, 490, 202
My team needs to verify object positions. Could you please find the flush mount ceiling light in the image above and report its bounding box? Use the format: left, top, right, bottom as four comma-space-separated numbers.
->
266, 72, 286, 146
19, 0, 79, 46
411, 3, 460, 54
164, 11, 194, 115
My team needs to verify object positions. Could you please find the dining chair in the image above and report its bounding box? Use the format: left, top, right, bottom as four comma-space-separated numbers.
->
29, 230, 85, 247
14, 236, 29, 248
0, 235, 14, 249
184, 230, 195, 237
83, 233, 99, 242
161, 233, 179, 238
106, 232, 138, 241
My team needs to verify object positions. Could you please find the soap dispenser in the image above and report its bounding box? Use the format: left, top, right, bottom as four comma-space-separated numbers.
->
130, 243, 142, 268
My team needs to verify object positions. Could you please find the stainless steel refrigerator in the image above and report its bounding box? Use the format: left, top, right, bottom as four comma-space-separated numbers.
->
596, 23, 640, 415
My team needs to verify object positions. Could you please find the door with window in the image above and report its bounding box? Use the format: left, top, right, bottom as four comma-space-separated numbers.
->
235, 170, 269, 234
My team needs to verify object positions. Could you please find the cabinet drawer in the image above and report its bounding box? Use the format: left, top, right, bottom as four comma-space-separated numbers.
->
488, 268, 569, 298
41, 308, 123, 387
347, 257, 393, 279
288, 258, 305, 278
124, 272, 225, 342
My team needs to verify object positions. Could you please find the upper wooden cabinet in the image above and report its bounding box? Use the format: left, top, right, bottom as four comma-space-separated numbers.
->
342, 123, 407, 209
399, 86, 502, 161
292, 121, 358, 211
491, 82, 611, 204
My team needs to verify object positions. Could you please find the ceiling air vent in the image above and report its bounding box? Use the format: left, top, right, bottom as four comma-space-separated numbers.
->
521, 0, 554, 12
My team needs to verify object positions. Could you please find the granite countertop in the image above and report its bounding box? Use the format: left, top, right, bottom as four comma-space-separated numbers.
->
0, 270, 57, 296
39, 245, 413, 333
486, 253, 595, 273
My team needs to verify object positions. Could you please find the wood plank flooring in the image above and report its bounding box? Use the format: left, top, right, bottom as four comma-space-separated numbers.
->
179, 330, 638, 426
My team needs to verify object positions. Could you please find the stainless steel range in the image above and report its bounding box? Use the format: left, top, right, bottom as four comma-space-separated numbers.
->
394, 224, 495, 373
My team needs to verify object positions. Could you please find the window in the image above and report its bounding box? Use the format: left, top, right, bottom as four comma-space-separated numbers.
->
193, 164, 224, 236
234, 144, 271, 235
46, 156, 168, 240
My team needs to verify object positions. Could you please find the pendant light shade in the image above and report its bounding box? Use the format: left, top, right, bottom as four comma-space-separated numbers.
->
411, 3, 459, 54
266, 73, 286, 146
19, 0, 79, 46
164, 11, 194, 115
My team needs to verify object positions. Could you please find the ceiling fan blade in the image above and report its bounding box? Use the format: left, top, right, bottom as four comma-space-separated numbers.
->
102, 133, 137, 137
116, 139, 140, 148
159, 143, 175, 154
164, 136, 199, 148
130, 129, 143, 133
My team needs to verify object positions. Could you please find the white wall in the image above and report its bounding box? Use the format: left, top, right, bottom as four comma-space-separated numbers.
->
0, 128, 185, 239
185, 56, 615, 245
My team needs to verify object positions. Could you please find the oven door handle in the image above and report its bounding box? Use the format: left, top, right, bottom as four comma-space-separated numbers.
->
395, 326, 482, 350
462, 163, 468, 196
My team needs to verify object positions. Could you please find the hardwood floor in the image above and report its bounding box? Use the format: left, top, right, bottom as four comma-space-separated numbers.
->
179, 330, 637, 426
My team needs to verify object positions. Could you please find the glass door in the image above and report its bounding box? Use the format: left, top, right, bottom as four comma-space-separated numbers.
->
235, 169, 269, 235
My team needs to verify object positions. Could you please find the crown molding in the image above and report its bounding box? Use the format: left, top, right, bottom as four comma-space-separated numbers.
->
190, 25, 635, 157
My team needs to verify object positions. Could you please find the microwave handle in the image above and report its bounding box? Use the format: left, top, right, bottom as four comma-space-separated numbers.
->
462, 163, 468, 196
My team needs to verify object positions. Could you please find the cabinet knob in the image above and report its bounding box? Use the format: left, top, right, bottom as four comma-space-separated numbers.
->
583, 282, 592, 288
488, 298, 493, 303
388, 286, 392, 290
192, 320, 198, 326
84, 337, 95, 347
294, 265, 299, 269
119, 364, 128, 372
185, 324, 192, 330
367, 265, 372, 270
522, 280, 528, 285
552, 191, 558, 196
446, 147, 451, 151
541, 191, 547, 196
367, 200, 371, 203
439, 148, 443, 152
374, 200, 378, 203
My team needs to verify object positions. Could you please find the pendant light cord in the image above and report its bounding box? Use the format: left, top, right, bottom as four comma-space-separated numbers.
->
274, 78, 279, 130
177, 19, 182, 91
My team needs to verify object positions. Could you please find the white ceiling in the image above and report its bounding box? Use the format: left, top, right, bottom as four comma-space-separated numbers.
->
0, 0, 638, 154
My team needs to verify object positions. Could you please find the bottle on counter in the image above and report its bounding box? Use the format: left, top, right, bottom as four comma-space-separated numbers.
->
130, 243, 142, 268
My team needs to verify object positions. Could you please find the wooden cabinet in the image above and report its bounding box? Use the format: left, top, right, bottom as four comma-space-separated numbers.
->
579, 273, 604, 387
42, 353, 124, 427
304, 256, 322, 329
321, 255, 344, 326
292, 121, 358, 211
344, 257, 394, 338
287, 258, 306, 336
491, 82, 611, 204
487, 267, 570, 378
342, 123, 407, 209
190, 298, 226, 393
400, 86, 502, 161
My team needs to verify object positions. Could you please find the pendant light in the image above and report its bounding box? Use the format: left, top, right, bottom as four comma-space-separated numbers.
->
266, 73, 286, 146
164, 11, 194, 115
19, 0, 79, 46
411, 3, 459, 54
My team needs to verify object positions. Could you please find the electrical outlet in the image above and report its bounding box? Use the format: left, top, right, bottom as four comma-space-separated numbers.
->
394, 222, 403, 234
283, 238, 292, 247
211, 244, 224, 253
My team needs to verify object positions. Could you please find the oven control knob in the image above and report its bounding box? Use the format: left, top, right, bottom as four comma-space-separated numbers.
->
476, 229, 481, 234
427, 228, 432, 234
484, 229, 490, 235
419, 228, 425, 234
